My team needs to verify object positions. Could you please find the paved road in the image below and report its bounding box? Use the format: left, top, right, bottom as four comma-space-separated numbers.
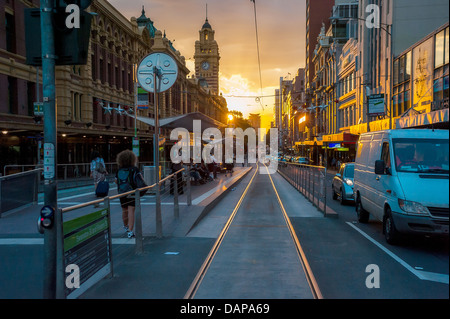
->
290, 171, 449, 298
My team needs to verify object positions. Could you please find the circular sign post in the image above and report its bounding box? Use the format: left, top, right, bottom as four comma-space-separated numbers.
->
137, 52, 178, 93
136, 53, 178, 238
136, 52, 178, 178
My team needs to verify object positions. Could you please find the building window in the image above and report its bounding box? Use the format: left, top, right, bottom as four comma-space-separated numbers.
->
404, 90, 410, 111
100, 59, 105, 83
5, 12, 16, 53
444, 75, 449, 100
7, 76, 17, 114
435, 29, 446, 69
27, 81, 35, 116
91, 55, 96, 81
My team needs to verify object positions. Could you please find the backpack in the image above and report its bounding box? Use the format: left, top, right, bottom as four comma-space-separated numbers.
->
117, 168, 134, 194
117, 167, 148, 196
95, 159, 107, 174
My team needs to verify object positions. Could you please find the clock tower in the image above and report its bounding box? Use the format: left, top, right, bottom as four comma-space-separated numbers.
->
194, 13, 220, 95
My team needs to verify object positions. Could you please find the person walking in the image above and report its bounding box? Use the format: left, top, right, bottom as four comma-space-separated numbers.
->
90, 151, 108, 206
115, 150, 143, 239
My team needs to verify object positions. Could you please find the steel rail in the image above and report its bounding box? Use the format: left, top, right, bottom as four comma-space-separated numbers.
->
184, 165, 258, 299
265, 164, 324, 299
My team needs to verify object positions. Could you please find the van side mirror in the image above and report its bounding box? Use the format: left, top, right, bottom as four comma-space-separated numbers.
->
375, 160, 386, 175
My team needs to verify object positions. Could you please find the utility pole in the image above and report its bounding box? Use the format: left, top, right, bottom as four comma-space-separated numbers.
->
41, 0, 58, 299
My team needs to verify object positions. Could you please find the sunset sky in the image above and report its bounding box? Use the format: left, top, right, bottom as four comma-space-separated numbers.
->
109, 0, 307, 128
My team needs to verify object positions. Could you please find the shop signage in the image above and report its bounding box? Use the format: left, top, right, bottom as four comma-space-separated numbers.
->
368, 94, 385, 116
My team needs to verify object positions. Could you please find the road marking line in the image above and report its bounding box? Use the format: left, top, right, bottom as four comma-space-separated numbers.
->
0, 238, 44, 245
346, 222, 449, 285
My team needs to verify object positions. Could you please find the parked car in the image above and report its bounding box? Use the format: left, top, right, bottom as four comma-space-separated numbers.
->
332, 162, 355, 205
353, 129, 449, 245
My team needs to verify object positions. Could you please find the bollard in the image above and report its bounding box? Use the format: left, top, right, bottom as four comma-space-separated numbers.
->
186, 170, 192, 206
174, 175, 179, 219
104, 196, 114, 278
156, 182, 162, 238
134, 189, 143, 254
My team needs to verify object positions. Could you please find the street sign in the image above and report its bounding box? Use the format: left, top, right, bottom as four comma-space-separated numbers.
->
137, 87, 149, 110
137, 52, 178, 93
368, 94, 385, 116
34, 102, 44, 116
43, 143, 55, 179
133, 137, 140, 157
63, 208, 112, 299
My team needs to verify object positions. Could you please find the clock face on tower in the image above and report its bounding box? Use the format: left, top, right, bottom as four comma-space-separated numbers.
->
202, 61, 210, 70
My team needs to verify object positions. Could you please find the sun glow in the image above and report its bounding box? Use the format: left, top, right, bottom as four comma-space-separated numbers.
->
220, 74, 275, 129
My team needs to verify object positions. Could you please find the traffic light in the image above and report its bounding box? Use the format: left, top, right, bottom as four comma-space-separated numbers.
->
24, 1, 93, 66
39, 206, 56, 231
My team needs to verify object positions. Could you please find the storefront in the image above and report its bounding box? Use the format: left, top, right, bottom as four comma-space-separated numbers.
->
394, 23, 449, 129
322, 132, 359, 167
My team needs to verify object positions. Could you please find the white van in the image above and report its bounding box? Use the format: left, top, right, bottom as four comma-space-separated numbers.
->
353, 129, 449, 244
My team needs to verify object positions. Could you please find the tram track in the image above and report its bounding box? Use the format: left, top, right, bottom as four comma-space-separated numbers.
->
184, 164, 259, 299
184, 163, 323, 299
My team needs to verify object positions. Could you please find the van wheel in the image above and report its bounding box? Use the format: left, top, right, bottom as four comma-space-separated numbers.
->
384, 207, 400, 245
356, 195, 369, 223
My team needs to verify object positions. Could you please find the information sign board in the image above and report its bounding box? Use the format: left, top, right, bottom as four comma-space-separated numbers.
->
63, 208, 112, 299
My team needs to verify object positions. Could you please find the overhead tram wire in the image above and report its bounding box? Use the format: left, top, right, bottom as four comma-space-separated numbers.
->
251, 0, 264, 112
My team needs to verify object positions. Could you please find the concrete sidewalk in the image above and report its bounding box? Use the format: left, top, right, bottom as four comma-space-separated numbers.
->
0, 166, 252, 238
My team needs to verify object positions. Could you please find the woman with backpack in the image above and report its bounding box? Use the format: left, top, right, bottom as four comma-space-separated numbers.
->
115, 150, 144, 239
90, 151, 108, 205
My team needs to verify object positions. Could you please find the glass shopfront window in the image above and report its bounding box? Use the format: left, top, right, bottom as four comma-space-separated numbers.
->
435, 29, 445, 68
444, 75, 449, 99
434, 77, 444, 101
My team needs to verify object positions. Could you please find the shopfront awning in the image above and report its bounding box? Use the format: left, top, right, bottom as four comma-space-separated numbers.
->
128, 112, 226, 132
321, 132, 359, 144
396, 108, 449, 129
296, 140, 323, 146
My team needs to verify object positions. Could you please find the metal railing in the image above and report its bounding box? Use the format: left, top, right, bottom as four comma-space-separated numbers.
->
3, 161, 173, 179
0, 168, 42, 217
61, 167, 191, 253
54, 167, 192, 298
278, 162, 328, 217
3, 161, 175, 192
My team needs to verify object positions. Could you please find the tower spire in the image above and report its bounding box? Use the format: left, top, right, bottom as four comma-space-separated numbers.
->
206, 3, 208, 22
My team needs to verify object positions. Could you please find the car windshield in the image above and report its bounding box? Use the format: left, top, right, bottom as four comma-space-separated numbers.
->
345, 165, 354, 178
393, 138, 449, 173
